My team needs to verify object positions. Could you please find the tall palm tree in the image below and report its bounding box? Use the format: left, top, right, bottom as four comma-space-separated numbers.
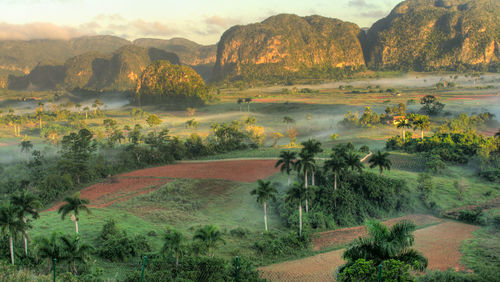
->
324, 153, 345, 190
251, 180, 278, 231
412, 115, 430, 140
162, 228, 184, 267
60, 234, 93, 275
0, 202, 27, 265
11, 191, 41, 256
394, 116, 412, 142
345, 151, 363, 173
285, 183, 306, 236
58, 193, 91, 234
193, 225, 225, 257
368, 151, 392, 176
301, 139, 323, 185
294, 151, 316, 212
19, 140, 33, 161
341, 220, 428, 272
275, 151, 297, 186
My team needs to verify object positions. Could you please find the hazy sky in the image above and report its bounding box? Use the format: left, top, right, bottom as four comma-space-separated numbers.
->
0, 0, 402, 44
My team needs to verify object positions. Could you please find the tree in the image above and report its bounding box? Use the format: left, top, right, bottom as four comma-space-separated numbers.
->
35, 232, 63, 264
193, 225, 225, 257
250, 180, 278, 231
92, 99, 104, 115
341, 220, 427, 272
412, 115, 431, 140
237, 98, 244, 112
244, 98, 252, 112
58, 193, 91, 234
146, 114, 162, 129
11, 191, 40, 256
285, 183, 306, 236
275, 151, 297, 186
57, 129, 95, 184
301, 139, 323, 185
162, 229, 184, 267
368, 151, 392, 175
294, 151, 316, 212
60, 234, 93, 275
420, 95, 444, 116
82, 106, 89, 120
283, 116, 295, 130
185, 119, 199, 130
324, 153, 345, 190
270, 131, 284, 148
394, 116, 412, 142
0, 202, 27, 265
345, 151, 363, 173
19, 140, 33, 161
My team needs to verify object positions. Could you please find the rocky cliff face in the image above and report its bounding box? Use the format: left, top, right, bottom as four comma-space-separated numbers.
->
135, 60, 208, 106
8, 45, 180, 91
214, 14, 366, 80
366, 0, 500, 70
133, 38, 216, 65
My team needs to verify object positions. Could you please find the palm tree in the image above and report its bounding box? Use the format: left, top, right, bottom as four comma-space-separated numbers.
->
237, 98, 243, 112
162, 228, 184, 267
251, 180, 278, 231
11, 191, 41, 256
283, 116, 295, 130
324, 153, 345, 190
275, 151, 297, 186
394, 116, 412, 142
368, 151, 392, 176
60, 234, 93, 275
285, 183, 306, 236
412, 115, 430, 140
341, 220, 428, 272
0, 202, 27, 265
294, 151, 316, 212
19, 140, 33, 161
193, 225, 225, 257
58, 193, 91, 234
35, 232, 63, 264
244, 98, 252, 112
301, 139, 323, 185
345, 151, 363, 173
83, 106, 89, 120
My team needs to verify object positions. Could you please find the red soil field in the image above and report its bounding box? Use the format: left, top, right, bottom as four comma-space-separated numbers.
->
260, 220, 478, 281
312, 214, 441, 251
45, 160, 279, 212
120, 159, 280, 182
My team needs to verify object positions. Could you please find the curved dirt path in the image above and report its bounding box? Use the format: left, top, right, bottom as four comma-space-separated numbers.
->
260, 220, 478, 281
45, 159, 280, 212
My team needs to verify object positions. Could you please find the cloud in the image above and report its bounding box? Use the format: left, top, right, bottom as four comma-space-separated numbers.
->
204, 16, 241, 29
348, 0, 377, 9
0, 22, 91, 40
359, 9, 389, 18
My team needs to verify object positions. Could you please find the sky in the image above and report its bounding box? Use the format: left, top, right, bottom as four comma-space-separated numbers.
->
0, 0, 402, 45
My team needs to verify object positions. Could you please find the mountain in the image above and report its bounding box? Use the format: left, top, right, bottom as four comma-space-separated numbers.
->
366, 0, 500, 71
133, 38, 216, 66
135, 60, 209, 107
213, 14, 366, 81
8, 45, 180, 92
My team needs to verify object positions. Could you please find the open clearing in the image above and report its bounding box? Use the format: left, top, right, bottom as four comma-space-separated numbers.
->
260, 220, 478, 281
46, 159, 279, 212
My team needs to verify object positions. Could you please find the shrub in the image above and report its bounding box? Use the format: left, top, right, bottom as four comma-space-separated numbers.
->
457, 208, 484, 225
337, 259, 414, 282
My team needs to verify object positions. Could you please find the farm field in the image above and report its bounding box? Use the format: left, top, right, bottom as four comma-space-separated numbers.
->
1, 73, 499, 280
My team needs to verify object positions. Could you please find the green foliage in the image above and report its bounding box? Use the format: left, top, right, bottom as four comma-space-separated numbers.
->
457, 207, 484, 225
417, 269, 479, 282
420, 95, 445, 116
416, 173, 434, 203
338, 259, 414, 282
97, 230, 151, 262
252, 231, 310, 258
136, 60, 209, 107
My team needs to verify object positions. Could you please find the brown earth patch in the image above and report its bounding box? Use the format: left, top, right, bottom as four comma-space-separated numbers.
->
260, 220, 478, 281
312, 214, 442, 251
119, 160, 280, 182
45, 160, 279, 212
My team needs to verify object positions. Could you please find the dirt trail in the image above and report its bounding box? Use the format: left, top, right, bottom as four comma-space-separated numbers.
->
45, 159, 279, 212
260, 220, 478, 281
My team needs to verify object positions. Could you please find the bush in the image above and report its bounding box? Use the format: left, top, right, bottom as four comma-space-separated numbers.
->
457, 208, 484, 225
338, 259, 414, 282
98, 231, 151, 262
229, 227, 250, 238
252, 231, 310, 258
